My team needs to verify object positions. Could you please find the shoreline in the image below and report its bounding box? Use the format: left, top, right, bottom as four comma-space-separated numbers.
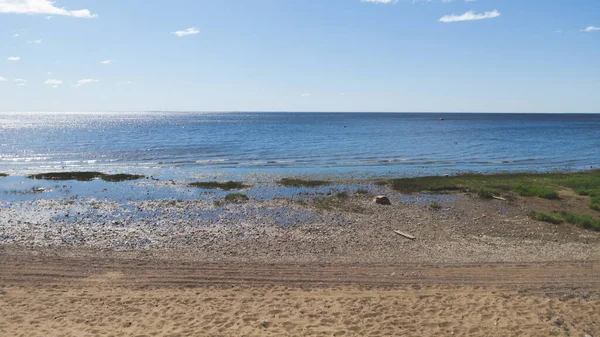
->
1, 170, 600, 336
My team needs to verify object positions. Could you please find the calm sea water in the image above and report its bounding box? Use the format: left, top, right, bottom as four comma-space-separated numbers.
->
0, 112, 598, 179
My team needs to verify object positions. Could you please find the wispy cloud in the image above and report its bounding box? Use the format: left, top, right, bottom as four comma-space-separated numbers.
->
300, 93, 311, 97
0, 76, 6, 81
7, 56, 20, 61
44, 79, 62, 85
15, 78, 26, 87
13, 33, 19, 37
173, 27, 199, 37
28, 39, 42, 44
439, 9, 500, 23
0, 0, 97, 18
582, 26, 600, 32
100, 60, 112, 65
361, 0, 397, 3
76, 78, 99, 87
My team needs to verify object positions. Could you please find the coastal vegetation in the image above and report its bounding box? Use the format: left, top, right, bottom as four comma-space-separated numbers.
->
0, 173, 8, 178
189, 181, 249, 190
27, 172, 145, 182
530, 211, 600, 231
224, 193, 249, 203
278, 178, 331, 188
382, 170, 600, 208
429, 201, 442, 210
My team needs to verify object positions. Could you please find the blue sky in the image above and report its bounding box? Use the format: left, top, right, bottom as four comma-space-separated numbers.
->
0, 0, 599, 112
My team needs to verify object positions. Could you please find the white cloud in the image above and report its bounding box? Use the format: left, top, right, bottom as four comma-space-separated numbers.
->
361, 0, 397, 3
0, 0, 97, 18
13, 33, 19, 37
76, 78, 99, 87
439, 9, 500, 23
173, 27, 199, 37
28, 39, 42, 44
44, 79, 62, 85
300, 93, 311, 97
7, 56, 20, 61
16, 83, 25, 87
100, 59, 112, 65
0, 76, 6, 81
15, 78, 26, 83
582, 26, 600, 32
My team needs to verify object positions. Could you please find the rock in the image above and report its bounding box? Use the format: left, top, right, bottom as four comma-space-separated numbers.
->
374, 195, 391, 205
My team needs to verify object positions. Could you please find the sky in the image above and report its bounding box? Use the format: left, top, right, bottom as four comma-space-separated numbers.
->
0, 0, 599, 113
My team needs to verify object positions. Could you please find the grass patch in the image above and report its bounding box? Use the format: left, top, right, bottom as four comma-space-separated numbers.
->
476, 187, 497, 199
429, 201, 442, 209
27, 172, 145, 182
383, 171, 600, 205
530, 211, 600, 231
279, 178, 330, 188
529, 211, 563, 224
590, 196, 600, 212
560, 212, 600, 231
224, 193, 249, 203
514, 186, 559, 200
189, 181, 248, 190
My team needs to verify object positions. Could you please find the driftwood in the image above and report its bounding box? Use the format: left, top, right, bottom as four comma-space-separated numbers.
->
394, 230, 416, 240
492, 196, 507, 201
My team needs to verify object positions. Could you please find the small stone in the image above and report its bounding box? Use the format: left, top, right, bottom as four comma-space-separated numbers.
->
374, 195, 391, 205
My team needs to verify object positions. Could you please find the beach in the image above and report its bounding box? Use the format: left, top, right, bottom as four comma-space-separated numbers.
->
1, 172, 600, 336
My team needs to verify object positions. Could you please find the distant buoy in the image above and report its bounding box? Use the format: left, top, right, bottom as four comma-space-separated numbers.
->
439, 118, 444, 121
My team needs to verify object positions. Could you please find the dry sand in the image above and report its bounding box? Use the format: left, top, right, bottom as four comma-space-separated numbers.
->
1, 255, 599, 337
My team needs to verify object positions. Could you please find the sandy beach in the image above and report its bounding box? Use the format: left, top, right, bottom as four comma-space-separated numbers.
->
1, 177, 600, 336
1, 254, 599, 336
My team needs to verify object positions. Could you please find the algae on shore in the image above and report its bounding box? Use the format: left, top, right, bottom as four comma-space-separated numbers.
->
27, 172, 145, 182
189, 181, 249, 190
279, 178, 331, 188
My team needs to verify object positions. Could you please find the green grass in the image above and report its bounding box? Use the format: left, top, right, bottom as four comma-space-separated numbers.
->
530, 211, 600, 231
383, 171, 600, 206
529, 211, 563, 224
590, 196, 600, 212
514, 186, 559, 200
278, 178, 330, 188
476, 187, 497, 199
189, 181, 248, 190
224, 193, 249, 203
27, 172, 145, 182
429, 201, 442, 209
560, 212, 600, 231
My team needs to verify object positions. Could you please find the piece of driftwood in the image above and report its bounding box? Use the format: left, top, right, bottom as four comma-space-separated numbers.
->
492, 196, 506, 201
394, 230, 416, 240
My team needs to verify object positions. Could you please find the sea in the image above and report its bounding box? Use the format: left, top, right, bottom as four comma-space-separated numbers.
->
0, 112, 598, 180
